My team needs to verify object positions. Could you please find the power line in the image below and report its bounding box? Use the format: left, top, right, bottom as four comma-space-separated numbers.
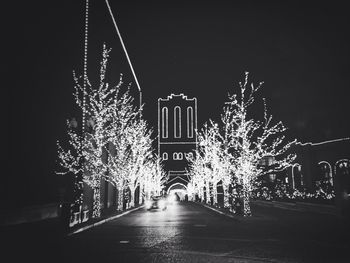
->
104, 0, 142, 111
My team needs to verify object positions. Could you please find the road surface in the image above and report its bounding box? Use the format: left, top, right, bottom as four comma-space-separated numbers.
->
3, 201, 349, 262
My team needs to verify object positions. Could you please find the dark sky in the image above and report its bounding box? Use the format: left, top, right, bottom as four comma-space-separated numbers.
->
5, 0, 350, 207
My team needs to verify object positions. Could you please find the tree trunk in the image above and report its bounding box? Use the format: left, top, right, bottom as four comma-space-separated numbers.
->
129, 186, 135, 208
201, 186, 205, 202
144, 186, 150, 201
213, 182, 218, 206
139, 184, 144, 205
92, 186, 101, 218
243, 189, 252, 217
117, 187, 123, 211
206, 182, 210, 204
223, 184, 230, 208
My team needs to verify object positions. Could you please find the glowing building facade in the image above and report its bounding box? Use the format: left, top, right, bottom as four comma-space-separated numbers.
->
158, 94, 198, 192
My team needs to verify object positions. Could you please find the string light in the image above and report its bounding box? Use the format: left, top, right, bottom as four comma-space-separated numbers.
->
253, 179, 335, 202
57, 45, 165, 219
82, 0, 89, 134
189, 72, 297, 216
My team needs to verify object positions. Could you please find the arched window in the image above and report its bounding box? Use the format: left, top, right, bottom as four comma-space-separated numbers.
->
335, 159, 350, 192
173, 152, 183, 160
162, 152, 168, 161
162, 107, 168, 138
335, 159, 350, 175
317, 161, 333, 185
292, 163, 303, 189
174, 106, 181, 138
187, 106, 193, 138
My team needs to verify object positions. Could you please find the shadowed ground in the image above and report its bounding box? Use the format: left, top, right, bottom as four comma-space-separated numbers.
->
2, 201, 349, 263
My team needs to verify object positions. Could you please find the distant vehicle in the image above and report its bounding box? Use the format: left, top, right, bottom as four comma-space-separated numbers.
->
145, 195, 167, 211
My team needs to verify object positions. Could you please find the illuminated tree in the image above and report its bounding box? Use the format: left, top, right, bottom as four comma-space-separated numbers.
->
222, 72, 296, 216
119, 119, 154, 208
189, 72, 296, 216
189, 149, 206, 202
71, 45, 121, 217
57, 45, 150, 217
140, 155, 167, 201
189, 122, 231, 206
56, 120, 84, 209
105, 87, 139, 211
150, 155, 168, 196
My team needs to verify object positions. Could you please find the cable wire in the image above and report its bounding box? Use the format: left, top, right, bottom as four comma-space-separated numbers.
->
105, 0, 142, 110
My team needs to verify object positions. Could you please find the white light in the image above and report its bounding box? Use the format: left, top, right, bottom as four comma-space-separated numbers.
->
158, 199, 166, 209
145, 200, 152, 209
188, 72, 296, 216
57, 45, 166, 218
167, 194, 176, 203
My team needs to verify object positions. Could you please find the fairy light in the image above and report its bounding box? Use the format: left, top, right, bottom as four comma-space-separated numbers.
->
82, 0, 89, 133
253, 179, 335, 202
57, 1, 168, 221
189, 121, 232, 207
189, 72, 297, 216
60, 44, 165, 217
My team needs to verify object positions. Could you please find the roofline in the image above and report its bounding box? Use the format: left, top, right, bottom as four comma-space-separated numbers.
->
296, 137, 350, 147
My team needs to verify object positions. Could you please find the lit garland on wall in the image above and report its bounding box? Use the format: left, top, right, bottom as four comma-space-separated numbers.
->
253, 179, 335, 202
253, 179, 335, 203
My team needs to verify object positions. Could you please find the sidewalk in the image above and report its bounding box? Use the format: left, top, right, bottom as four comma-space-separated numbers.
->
193, 199, 338, 222
252, 200, 338, 215
69, 205, 144, 235
0, 204, 144, 241
192, 201, 267, 221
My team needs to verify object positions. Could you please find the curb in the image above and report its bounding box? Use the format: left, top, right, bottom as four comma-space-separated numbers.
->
68, 205, 144, 236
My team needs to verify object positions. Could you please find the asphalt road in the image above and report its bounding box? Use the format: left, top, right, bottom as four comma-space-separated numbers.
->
3, 201, 349, 263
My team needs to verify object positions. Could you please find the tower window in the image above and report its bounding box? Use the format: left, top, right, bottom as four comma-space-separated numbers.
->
162, 152, 168, 160
174, 106, 181, 138
187, 106, 193, 138
162, 107, 168, 138
173, 152, 183, 160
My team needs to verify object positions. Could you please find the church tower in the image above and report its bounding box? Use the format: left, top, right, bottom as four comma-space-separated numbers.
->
158, 94, 198, 192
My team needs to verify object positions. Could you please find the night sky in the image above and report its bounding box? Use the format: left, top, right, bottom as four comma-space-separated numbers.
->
5, 0, 350, 207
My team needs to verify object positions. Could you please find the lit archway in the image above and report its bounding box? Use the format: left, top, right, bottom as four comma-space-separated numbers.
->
167, 183, 188, 201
